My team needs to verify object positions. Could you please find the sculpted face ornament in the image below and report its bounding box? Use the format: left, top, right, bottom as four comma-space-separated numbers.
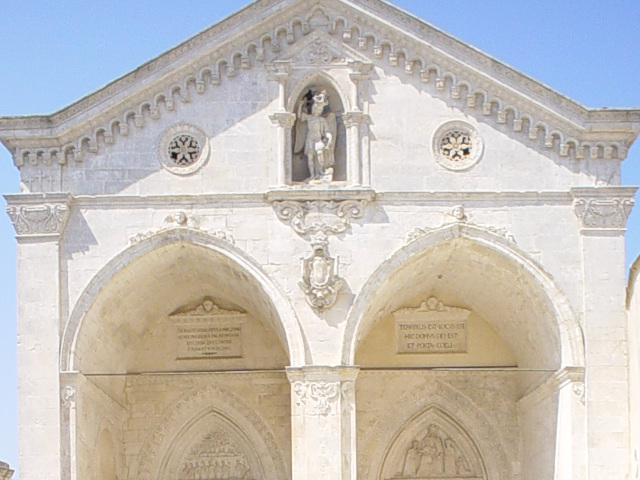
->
294, 88, 338, 183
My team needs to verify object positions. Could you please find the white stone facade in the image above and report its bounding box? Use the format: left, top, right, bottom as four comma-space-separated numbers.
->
2, 1, 640, 479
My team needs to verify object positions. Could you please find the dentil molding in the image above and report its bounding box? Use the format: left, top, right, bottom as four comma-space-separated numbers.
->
2, 1, 636, 169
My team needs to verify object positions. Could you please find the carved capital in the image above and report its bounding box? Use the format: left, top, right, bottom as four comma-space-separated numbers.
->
287, 366, 359, 416
5, 193, 71, 238
342, 111, 370, 128
61, 385, 76, 408
572, 187, 635, 230
269, 111, 296, 129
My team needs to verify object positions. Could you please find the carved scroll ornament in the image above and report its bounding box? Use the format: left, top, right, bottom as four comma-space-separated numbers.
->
573, 197, 634, 229
273, 199, 366, 240
6, 202, 69, 236
292, 380, 340, 416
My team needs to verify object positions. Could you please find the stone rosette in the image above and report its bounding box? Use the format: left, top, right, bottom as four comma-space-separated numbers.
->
157, 123, 210, 175
432, 120, 483, 171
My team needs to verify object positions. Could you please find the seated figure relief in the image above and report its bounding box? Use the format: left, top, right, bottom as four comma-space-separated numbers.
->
293, 88, 338, 183
397, 424, 472, 479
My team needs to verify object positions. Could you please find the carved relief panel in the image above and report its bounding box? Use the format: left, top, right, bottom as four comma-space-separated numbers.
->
179, 430, 256, 480
380, 407, 486, 480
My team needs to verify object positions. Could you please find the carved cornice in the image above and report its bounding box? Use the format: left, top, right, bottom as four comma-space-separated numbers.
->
1, 0, 638, 168
4, 193, 71, 238
571, 186, 636, 230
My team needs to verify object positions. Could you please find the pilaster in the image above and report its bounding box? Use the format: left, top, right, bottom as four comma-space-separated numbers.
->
286, 366, 359, 480
5, 192, 71, 480
571, 186, 636, 480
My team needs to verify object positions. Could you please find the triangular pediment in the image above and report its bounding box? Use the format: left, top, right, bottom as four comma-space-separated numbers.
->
0, 0, 638, 168
270, 28, 372, 67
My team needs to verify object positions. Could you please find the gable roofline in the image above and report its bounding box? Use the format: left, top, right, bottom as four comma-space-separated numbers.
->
1, 0, 639, 165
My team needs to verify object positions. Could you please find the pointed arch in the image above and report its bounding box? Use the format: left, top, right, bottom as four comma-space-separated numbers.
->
60, 228, 307, 372
342, 223, 584, 368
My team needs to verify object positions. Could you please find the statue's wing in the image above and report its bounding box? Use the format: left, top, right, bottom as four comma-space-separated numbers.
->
327, 112, 337, 145
293, 117, 307, 154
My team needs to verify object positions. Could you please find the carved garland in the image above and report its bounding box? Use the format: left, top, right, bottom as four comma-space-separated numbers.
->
12, 3, 626, 167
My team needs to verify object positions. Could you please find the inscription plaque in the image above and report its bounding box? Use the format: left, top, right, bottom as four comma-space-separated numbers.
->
170, 299, 246, 359
394, 297, 470, 354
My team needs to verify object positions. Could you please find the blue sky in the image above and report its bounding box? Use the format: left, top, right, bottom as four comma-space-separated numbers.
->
1, 0, 639, 474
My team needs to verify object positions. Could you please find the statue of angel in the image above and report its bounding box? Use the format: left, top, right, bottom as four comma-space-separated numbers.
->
294, 89, 337, 182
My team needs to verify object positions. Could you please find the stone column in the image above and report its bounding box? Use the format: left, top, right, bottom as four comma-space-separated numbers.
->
270, 112, 296, 185
572, 186, 636, 480
5, 193, 71, 480
286, 366, 359, 480
268, 61, 293, 186
554, 368, 587, 480
343, 112, 370, 187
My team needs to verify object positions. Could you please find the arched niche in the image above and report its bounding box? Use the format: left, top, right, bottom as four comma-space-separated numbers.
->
162, 410, 264, 480
289, 73, 347, 183
380, 406, 487, 480
343, 224, 584, 374
135, 384, 287, 480
62, 228, 307, 377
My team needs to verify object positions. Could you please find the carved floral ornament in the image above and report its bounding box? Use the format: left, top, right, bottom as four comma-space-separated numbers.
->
157, 123, 210, 175
5, 2, 633, 168
292, 380, 340, 416
432, 120, 483, 171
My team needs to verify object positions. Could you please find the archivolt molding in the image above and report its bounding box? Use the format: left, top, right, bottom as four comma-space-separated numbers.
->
342, 221, 585, 367
4, 0, 636, 169
60, 227, 306, 371
134, 382, 287, 480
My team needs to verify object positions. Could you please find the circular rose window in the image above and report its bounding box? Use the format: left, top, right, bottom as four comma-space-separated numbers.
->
157, 123, 209, 175
432, 121, 483, 171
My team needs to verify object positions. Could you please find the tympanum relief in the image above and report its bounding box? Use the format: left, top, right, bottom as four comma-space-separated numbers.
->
179, 431, 255, 480
394, 425, 475, 479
